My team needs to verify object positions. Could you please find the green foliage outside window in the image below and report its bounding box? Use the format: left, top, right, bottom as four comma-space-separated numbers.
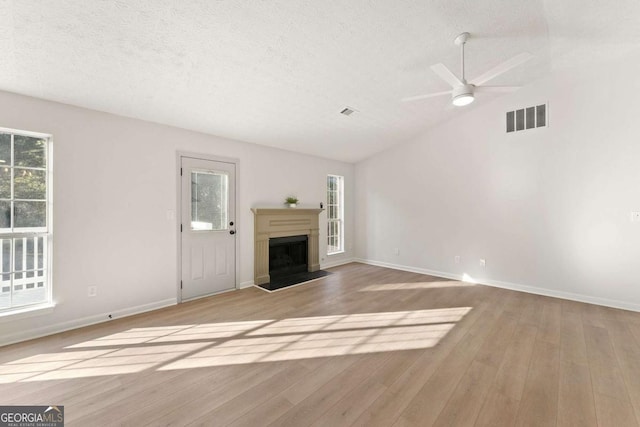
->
0, 133, 48, 229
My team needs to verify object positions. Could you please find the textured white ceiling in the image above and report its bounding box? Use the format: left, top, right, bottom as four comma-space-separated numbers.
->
1, 0, 639, 162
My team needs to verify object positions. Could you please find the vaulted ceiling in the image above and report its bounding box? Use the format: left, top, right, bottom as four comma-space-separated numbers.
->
1, 1, 639, 162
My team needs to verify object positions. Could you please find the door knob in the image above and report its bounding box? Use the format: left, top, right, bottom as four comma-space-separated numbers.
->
230, 230, 236, 235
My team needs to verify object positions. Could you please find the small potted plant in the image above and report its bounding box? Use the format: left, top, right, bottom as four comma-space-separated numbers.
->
285, 196, 299, 208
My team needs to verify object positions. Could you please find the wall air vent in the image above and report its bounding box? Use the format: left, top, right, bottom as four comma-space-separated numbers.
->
340, 107, 356, 116
506, 103, 547, 133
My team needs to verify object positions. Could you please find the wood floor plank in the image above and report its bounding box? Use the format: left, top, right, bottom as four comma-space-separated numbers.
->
278, 354, 362, 405
584, 324, 630, 399
538, 300, 562, 345
227, 395, 294, 427
560, 308, 588, 365
597, 312, 640, 424
67, 362, 265, 425
474, 322, 538, 427
268, 352, 392, 427
514, 339, 560, 426
593, 393, 639, 427
310, 376, 386, 427
432, 360, 497, 427
184, 362, 311, 426
557, 361, 597, 427
583, 323, 638, 426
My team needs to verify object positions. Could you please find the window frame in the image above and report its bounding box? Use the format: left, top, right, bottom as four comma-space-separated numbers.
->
0, 127, 53, 314
327, 174, 344, 255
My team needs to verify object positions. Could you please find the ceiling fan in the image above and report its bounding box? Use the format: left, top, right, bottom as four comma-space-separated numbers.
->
403, 32, 533, 107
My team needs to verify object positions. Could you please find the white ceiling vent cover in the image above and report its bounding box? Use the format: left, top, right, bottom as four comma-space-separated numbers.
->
340, 107, 356, 116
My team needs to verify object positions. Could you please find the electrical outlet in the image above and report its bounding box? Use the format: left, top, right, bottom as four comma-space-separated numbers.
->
630, 212, 640, 222
393, 248, 400, 256
88, 286, 97, 297
454, 256, 460, 264
479, 259, 486, 267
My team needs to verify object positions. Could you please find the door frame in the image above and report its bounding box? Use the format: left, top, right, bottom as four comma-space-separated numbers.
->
176, 151, 240, 303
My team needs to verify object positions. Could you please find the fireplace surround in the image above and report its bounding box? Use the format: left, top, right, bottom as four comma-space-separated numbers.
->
251, 207, 323, 286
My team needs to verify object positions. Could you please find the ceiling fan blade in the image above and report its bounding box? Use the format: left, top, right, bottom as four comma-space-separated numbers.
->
470, 52, 533, 86
430, 63, 464, 88
401, 90, 452, 102
475, 86, 521, 93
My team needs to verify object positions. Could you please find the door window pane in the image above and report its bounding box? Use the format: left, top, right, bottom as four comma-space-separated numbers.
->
191, 171, 228, 231
14, 169, 46, 200
14, 136, 46, 168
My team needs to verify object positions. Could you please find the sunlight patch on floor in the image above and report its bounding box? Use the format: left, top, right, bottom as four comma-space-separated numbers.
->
66, 320, 273, 348
0, 308, 471, 382
0, 343, 209, 383
247, 308, 471, 335
159, 323, 458, 370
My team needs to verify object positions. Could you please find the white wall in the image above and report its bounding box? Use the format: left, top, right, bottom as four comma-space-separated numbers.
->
0, 91, 354, 345
355, 51, 640, 310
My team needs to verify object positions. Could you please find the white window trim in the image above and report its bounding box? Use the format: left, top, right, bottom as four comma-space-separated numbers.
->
0, 302, 55, 321
0, 127, 53, 316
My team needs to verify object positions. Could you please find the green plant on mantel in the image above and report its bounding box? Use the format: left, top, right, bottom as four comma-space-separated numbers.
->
285, 196, 299, 205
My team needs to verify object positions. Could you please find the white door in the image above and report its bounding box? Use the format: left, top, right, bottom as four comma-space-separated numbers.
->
180, 156, 236, 300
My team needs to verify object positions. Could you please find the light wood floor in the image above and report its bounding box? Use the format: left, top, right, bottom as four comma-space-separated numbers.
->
2, 263, 640, 426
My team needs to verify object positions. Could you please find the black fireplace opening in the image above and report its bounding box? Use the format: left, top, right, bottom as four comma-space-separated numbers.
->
269, 235, 308, 279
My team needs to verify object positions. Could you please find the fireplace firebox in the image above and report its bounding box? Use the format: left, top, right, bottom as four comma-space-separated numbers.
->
269, 235, 308, 279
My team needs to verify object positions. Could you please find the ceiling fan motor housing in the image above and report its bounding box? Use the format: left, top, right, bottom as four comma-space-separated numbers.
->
452, 84, 475, 105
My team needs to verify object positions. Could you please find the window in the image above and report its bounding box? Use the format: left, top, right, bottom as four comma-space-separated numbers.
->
190, 170, 228, 231
327, 174, 344, 254
0, 128, 52, 312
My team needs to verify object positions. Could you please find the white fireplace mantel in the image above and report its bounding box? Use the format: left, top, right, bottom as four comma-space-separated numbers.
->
251, 207, 323, 286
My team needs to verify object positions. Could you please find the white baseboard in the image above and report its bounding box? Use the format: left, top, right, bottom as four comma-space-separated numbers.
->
1, 298, 177, 347
239, 280, 255, 289
354, 258, 459, 281
321, 257, 356, 270
355, 258, 640, 313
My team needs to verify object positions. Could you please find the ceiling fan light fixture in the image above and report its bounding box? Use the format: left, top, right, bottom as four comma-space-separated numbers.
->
452, 93, 474, 106
451, 84, 475, 106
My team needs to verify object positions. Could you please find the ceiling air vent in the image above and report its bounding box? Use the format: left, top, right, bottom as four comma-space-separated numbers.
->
340, 107, 356, 116
506, 103, 547, 133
